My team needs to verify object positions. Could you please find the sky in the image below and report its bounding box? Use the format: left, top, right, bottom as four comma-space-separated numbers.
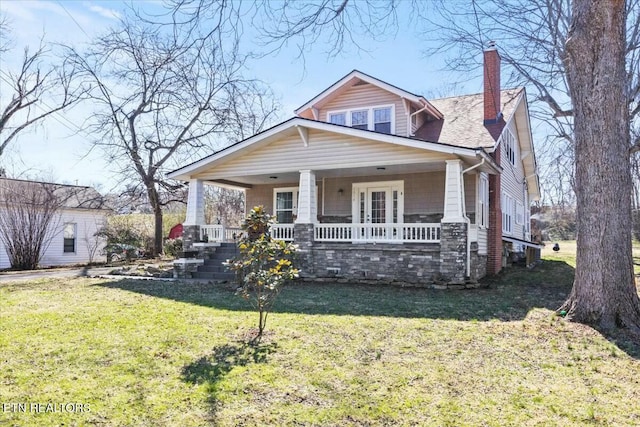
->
0, 0, 485, 193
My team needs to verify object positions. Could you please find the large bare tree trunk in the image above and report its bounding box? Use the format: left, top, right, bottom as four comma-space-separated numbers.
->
561, 0, 640, 332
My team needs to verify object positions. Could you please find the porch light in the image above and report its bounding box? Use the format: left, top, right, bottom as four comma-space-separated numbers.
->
376, 167, 386, 170
338, 188, 344, 194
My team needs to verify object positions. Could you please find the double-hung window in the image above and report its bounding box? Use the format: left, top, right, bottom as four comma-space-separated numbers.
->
502, 130, 517, 166
63, 223, 76, 253
351, 110, 368, 130
329, 112, 346, 126
478, 173, 489, 228
373, 107, 392, 133
502, 193, 514, 234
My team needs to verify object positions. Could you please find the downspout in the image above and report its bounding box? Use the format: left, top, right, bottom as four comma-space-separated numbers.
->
461, 157, 486, 277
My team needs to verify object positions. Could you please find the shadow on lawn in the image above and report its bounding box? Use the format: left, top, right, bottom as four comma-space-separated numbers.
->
181, 340, 277, 420
96, 259, 575, 322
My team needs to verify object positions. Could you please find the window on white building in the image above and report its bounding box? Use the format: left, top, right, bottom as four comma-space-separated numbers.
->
502, 129, 517, 166
273, 188, 299, 224
63, 223, 76, 253
516, 202, 524, 225
502, 192, 514, 234
478, 173, 489, 228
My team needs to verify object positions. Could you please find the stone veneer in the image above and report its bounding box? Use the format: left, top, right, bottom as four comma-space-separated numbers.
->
439, 222, 468, 284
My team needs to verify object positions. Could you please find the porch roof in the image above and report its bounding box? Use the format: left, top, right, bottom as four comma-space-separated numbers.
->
168, 117, 500, 185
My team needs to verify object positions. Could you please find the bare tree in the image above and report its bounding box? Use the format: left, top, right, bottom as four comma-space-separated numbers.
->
0, 179, 64, 270
0, 20, 84, 158
66, 17, 278, 256
204, 186, 245, 227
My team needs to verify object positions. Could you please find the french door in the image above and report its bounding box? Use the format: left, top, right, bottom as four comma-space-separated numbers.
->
352, 181, 404, 241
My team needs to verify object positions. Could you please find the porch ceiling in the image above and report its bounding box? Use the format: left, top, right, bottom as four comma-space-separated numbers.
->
204, 161, 449, 187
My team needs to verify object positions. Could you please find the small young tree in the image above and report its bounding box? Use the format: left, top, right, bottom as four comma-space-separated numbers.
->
226, 206, 298, 339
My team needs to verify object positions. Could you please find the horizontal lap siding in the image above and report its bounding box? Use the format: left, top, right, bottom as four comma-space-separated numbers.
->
319, 83, 408, 136
204, 130, 449, 179
39, 210, 107, 267
501, 121, 527, 241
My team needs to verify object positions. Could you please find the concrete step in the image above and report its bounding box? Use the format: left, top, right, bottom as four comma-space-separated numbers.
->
198, 264, 229, 272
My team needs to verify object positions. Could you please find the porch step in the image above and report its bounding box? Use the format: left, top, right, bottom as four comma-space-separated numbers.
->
194, 242, 239, 282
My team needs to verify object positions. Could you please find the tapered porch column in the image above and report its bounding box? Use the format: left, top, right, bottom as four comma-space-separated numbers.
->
294, 170, 316, 277
440, 160, 468, 284
295, 170, 317, 224
183, 179, 205, 250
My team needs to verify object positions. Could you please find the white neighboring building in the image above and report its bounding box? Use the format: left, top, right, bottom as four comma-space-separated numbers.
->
0, 178, 109, 269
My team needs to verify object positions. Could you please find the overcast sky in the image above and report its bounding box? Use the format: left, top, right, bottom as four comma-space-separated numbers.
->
0, 0, 483, 193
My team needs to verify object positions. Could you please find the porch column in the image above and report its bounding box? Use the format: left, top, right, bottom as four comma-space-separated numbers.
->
294, 170, 316, 277
440, 160, 468, 284
295, 170, 317, 224
183, 179, 205, 250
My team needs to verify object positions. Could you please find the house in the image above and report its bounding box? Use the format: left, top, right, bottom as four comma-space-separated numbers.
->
168, 43, 541, 286
0, 178, 109, 269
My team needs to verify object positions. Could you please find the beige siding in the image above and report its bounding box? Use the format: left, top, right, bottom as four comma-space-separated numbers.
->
195, 130, 450, 180
500, 120, 528, 241
246, 182, 324, 218
245, 171, 481, 225
319, 83, 408, 136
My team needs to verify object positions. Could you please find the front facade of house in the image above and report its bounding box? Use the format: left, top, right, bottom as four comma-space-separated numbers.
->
169, 45, 540, 286
0, 178, 108, 269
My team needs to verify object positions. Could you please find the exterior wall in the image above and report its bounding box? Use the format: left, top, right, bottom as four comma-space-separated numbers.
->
38, 209, 107, 267
318, 83, 408, 136
247, 171, 479, 224
0, 209, 108, 269
500, 120, 528, 243
196, 130, 451, 180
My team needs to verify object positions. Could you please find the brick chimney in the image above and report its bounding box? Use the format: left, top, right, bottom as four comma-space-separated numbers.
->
483, 41, 501, 124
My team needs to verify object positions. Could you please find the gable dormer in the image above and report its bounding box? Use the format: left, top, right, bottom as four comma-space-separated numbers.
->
295, 70, 443, 137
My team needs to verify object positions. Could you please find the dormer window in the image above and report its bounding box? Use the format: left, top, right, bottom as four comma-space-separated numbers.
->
351, 110, 368, 130
327, 105, 394, 134
329, 112, 346, 125
374, 107, 392, 133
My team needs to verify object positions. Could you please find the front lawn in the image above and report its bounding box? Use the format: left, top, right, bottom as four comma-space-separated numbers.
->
1, 256, 639, 426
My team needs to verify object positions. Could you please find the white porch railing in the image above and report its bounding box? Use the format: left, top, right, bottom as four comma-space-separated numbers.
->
314, 223, 441, 243
200, 225, 245, 243
271, 224, 295, 241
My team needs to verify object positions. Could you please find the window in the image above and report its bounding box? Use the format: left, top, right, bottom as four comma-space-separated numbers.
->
273, 188, 298, 224
478, 173, 489, 228
502, 129, 517, 166
329, 112, 346, 125
327, 105, 394, 134
63, 223, 76, 253
351, 110, 368, 130
374, 107, 392, 134
502, 193, 514, 234
516, 202, 524, 225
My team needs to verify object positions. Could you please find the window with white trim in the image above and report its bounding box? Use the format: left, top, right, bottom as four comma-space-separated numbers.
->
516, 202, 524, 225
502, 192, 514, 234
329, 112, 346, 125
502, 129, 516, 166
273, 187, 298, 224
478, 173, 489, 228
327, 105, 394, 134
63, 223, 76, 253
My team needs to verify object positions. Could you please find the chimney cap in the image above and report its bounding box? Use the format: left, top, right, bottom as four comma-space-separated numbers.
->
485, 40, 497, 51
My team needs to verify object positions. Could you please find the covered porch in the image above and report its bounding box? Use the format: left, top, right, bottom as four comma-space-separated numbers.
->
168, 118, 499, 284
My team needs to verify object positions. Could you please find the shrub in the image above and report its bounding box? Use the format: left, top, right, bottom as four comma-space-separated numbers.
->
225, 206, 298, 339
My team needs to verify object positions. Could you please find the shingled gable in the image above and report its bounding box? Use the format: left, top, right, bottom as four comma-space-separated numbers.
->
0, 178, 107, 210
295, 69, 443, 121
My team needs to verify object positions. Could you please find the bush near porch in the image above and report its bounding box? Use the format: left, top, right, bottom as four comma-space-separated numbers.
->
1, 244, 639, 426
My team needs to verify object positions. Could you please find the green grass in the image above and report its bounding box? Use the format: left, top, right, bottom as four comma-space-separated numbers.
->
1, 252, 639, 426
